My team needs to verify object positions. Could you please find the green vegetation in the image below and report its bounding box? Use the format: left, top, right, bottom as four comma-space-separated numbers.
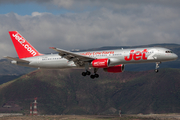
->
0, 68, 180, 115
0, 59, 35, 75
1, 115, 155, 120
0, 43, 180, 114
0, 75, 22, 85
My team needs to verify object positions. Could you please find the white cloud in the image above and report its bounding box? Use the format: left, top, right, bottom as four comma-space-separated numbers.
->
32, 12, 43, 17
52, 0, 74, 8
0, 3, 180, 59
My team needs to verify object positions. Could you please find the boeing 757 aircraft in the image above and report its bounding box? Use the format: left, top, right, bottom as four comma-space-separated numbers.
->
4, 31, 178, 79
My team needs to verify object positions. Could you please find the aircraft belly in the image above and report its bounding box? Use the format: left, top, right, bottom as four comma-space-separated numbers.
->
29, 60, 75, 69
125, 60, 158, 64
40, 62, 68, 68
120, 58, 160, 64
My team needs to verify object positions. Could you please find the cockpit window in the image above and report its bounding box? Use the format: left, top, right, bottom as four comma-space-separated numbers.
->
166, 51, 172, 53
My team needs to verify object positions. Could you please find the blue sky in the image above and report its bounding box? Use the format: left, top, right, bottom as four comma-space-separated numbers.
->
0, 0, 180, 58
0, 3, 72, 15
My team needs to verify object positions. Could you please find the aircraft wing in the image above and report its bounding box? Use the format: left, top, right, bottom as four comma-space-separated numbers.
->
3, 56, 30, 63
49, 47, 95, 66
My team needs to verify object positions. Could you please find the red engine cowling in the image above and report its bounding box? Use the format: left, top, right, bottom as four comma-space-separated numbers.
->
103, 64, 125, 73
92, 58, 110, 68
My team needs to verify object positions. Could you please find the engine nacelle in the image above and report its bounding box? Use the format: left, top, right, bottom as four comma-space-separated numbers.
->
103, 64, 125, 73
92, 58, 110, 68
108, 58, 121, 66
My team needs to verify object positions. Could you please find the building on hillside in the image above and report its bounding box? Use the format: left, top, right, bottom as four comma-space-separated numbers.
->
0, 101, 23, 112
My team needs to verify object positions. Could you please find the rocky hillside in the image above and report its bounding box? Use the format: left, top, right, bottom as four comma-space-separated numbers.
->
0, 59, 35, 75
0, 68, 180, 114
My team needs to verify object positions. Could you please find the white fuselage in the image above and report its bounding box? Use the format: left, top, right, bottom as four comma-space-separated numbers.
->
17, 47, 178, 69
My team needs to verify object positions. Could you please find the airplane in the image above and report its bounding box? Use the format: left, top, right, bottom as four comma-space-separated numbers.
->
4, 31, 178, 79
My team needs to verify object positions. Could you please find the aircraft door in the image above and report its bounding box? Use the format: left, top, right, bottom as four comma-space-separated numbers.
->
37, 57, 41, 64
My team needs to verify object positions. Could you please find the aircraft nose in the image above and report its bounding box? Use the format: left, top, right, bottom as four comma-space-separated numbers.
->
173, 53, 178, 60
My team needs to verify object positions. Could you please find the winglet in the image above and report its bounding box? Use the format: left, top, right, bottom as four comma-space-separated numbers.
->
49, 47, 56, 49
9, 31, 43, 59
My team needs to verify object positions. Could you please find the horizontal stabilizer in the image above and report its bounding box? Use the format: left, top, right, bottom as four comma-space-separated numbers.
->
3, 56, 29, 63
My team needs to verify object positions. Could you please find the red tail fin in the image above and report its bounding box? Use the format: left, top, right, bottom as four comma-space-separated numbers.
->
9, 31, 43, 59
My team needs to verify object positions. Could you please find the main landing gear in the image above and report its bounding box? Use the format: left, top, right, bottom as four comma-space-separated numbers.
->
82, 64, 99, 79
90, 68, 99, 79
90, 74, 99, 79
82, 71, 91, 76
155, 62, 161, 73
82, 70, 99, 79
82, 62, 91, 77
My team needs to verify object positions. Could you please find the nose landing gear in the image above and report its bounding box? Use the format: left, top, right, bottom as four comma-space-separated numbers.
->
155, 69, 159, 73
155, 62, 161, 73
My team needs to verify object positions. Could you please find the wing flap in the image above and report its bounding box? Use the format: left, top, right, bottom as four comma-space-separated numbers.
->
49, 47, 95, 66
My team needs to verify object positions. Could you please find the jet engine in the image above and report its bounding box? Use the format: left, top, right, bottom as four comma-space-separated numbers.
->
92, 58, 110, 68
103, 64, 125, 73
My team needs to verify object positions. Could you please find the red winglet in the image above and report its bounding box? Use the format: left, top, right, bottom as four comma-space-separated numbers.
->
49, 47, 55, 49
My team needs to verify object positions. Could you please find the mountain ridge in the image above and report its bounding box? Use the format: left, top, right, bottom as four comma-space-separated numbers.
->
0, 68, 180, 114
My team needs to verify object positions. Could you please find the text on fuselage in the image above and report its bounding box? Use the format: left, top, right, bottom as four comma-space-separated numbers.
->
124, 49, 148, 61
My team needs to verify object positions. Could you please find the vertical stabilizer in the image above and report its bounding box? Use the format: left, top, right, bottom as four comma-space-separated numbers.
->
9, 31, 42, 59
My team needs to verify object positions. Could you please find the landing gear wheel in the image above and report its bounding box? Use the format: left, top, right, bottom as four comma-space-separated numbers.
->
90, 74, 99, 79
154, 62, 161, 73
82, 72, 87, 76
90, 75, 95, 79
82, 71, 91, 76
155, 69, 159, 73
86, 71, 91, 75
95, 74, 99, 78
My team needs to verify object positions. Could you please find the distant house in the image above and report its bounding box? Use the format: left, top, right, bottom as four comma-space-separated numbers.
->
0, 101, 23, 112
2, 105, 12, 108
